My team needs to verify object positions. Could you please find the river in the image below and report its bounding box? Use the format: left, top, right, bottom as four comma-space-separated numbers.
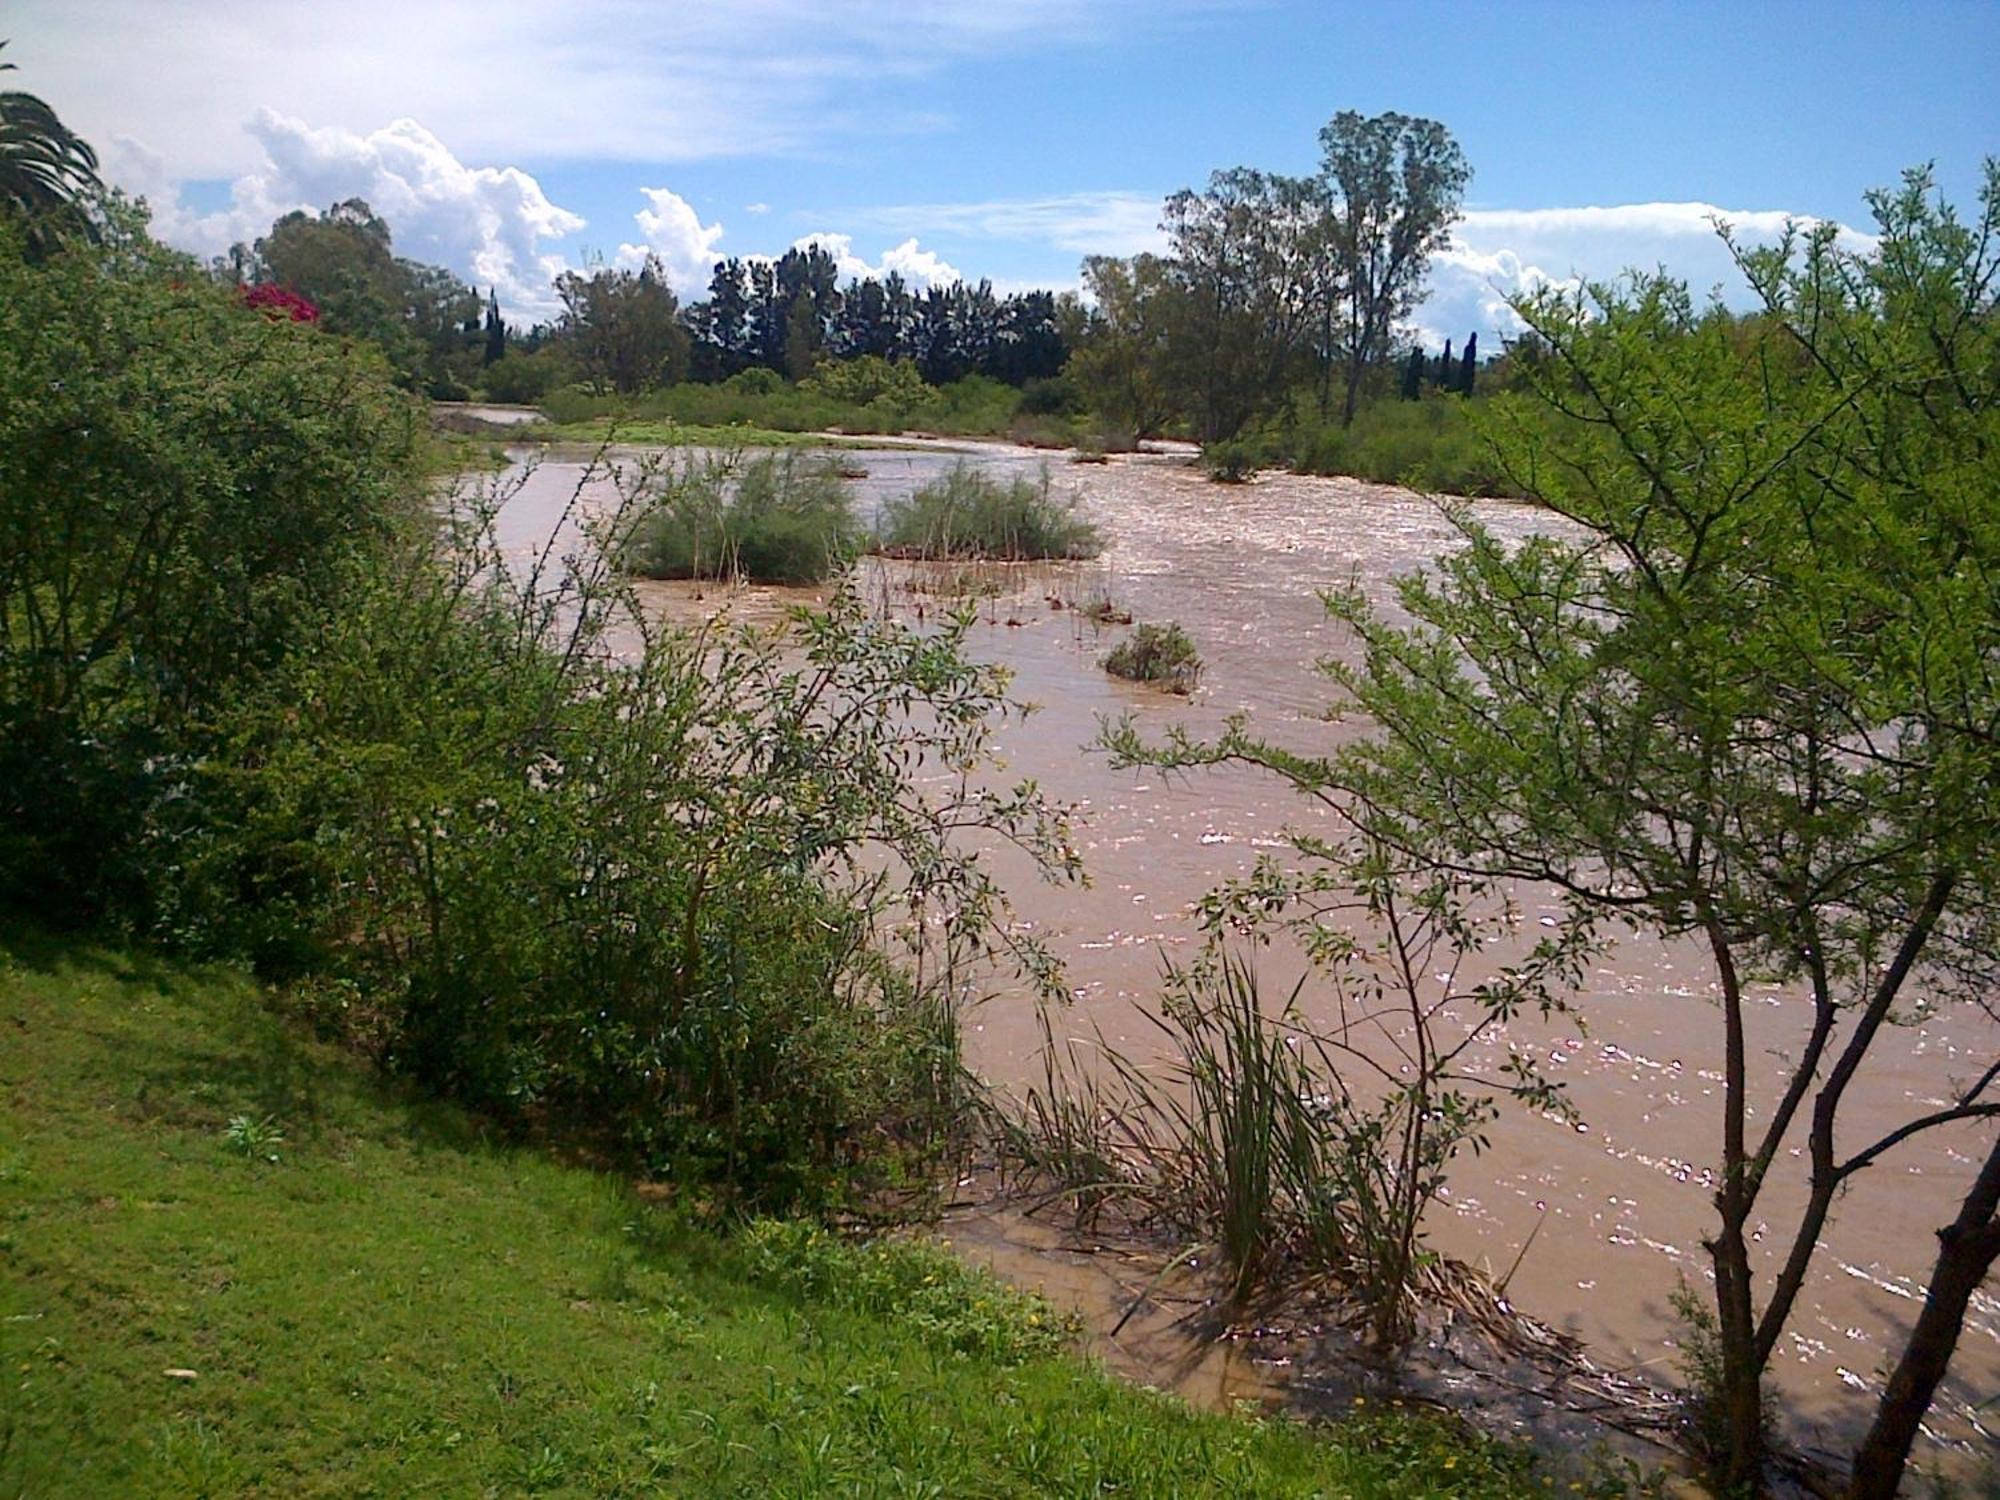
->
485, 438, 1999, 1473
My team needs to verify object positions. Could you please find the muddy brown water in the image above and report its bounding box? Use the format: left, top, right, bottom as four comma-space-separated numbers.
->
482, 440, 1998, 1472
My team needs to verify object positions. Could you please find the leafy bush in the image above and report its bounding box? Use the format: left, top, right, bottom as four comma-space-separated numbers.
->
179, 468, 1081, 1206
1102, 622, 1201, 693
480, 346, 572, 405
1280, 396, 1525, 497
724, 365, 786, 396
1018, 374, 1082, 416
801, 354, 929, 415
1201, 439, 1259, 483
875, 464, 1101, 560
623, 450, 861, 585
0, 209, 423, 925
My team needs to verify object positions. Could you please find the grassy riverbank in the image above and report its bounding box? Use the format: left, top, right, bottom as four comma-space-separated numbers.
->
0, 927, 1555, 1498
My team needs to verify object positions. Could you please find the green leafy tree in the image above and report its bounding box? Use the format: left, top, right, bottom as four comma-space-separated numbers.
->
1317, 110, 1469, 426
554, 254, 690, 395
1159, 167, 1324, 442
1108, 165, 2000, 1499
0, 41, 101, 255
1066, 253, 1181, 440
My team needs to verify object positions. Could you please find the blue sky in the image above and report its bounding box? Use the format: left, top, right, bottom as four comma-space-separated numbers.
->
12, 1, 1998, 340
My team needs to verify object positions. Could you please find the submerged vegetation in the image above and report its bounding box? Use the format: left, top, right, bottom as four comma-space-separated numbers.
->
874, 463, 1102, 560
622, 449, 861, 585
1101, 621, 1203, 693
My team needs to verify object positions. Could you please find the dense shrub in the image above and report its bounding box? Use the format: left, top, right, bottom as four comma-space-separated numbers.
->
801, 354, 929, 416
623, 450, 861, 585
159, 464, 1079, 1203
480, 345, 573, 405
3, 207, 1081, 1209
1201, 440, 1259, 483
1278, 396, 1525, 497
1102, 622, 1202, 693
875, 464, 1101, 560
0, 210, 423, 925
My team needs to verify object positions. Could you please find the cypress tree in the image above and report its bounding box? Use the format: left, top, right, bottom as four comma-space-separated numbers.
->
1436, 339, 1453, 387
1457, 331, 1477, 395
1401, 344, 1425, 401
482, 288, 505, 366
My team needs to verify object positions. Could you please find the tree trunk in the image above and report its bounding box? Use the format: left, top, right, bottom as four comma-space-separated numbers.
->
1845, 1134, 2000, 1500
1340, 349, 1363, 428
1712, 1218, 1768, 1494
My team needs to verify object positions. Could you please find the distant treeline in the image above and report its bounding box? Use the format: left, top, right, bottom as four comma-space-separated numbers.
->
213, 113, 1533, 480
214, 204, 1071, 404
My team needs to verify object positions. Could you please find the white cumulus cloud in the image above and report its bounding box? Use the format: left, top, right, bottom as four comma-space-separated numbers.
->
616, 187, 728, 298
126, 110, 587, 320
1412, 201, 1875, 349
790, 233, 962, 290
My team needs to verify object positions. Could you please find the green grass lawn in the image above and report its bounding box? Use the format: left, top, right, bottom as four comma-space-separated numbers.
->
0, 929, 1554, 1498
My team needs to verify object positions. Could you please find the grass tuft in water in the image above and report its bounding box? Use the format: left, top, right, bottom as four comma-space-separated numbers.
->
875, 463, 1101, 561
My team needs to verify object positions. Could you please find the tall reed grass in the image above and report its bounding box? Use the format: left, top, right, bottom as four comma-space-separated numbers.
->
874, 464, 1101, 561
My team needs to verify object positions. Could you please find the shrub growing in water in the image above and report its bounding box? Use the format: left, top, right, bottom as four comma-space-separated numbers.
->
1200, 440, 1259, 483
623, 450, 860, 585
1102, 622, 1201, 694
875, 464, 1100, 561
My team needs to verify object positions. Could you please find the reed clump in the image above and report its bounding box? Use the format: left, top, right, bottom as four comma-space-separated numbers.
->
874, 464, 1101, 561
624, 450, 860, 585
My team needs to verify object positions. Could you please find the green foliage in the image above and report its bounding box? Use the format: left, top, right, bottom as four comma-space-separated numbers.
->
0, 212, 423, 925
247, 198, 488, 397
1159, 168, 1325, 442
1279, 394, 1526, 496
178, 469, 1079, 1205
622, 450, 861, 585
1111, 163, 2000, 1496
479, 344, 572, 404
0, 41, 102, 256
0, 929, 1558, 1499
1102, 622, 1203, 694
1067, 253, 1182, 441
554, 254, 690, 394
1318, 111, 1470, 425
535, 370, 1025, 440
801, 352, 927, 412
220, 1113, 285, 1161
1201, 439, 1258, 483
739, 1219, 1072, 1364
876, 463, 1101, 560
